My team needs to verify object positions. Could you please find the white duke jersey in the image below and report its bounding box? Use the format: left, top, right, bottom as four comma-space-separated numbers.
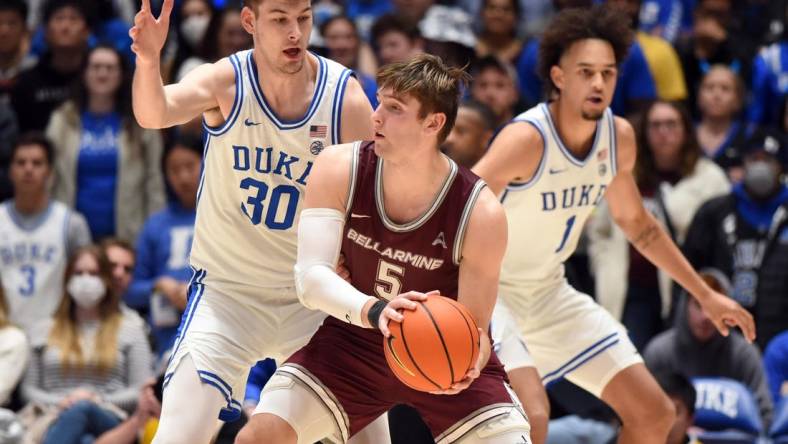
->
499, 103, 618, 289
190, 49, 354, 288
0, 201, 69, 331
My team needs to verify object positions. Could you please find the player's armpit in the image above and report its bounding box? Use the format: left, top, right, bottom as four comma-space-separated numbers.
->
472, 121, 543, 197
457, 187, 507, 332
339, 77, 375, 142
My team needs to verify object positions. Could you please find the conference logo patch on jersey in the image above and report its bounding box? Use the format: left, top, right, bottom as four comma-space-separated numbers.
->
598, 163, 607, 176
310, 140, 324, 155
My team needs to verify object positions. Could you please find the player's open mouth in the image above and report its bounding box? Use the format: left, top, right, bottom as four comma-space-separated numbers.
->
375, 132, 384, 138
587, 97, 603, 105
283, 48, 301, 58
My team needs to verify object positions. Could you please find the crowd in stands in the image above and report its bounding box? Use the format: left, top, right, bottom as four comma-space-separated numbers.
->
0, 0, 787, 442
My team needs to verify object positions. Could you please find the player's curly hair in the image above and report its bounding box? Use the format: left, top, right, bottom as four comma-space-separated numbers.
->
376, 54, 471, 144
538, 5, 633, 99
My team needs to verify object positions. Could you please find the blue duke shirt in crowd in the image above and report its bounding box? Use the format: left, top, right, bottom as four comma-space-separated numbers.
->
76, 111, 121, 239
748, 42, 788, 128
516, 39, 657, 117
127, 202, 196, 357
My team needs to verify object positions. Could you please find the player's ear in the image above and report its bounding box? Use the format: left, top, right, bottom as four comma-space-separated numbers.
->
241, 6, 256, 35
424, 112, 447, 137
550, 65, 564, 92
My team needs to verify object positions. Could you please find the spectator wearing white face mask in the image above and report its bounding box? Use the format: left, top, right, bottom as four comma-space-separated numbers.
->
683, 128, 788, 350
21, 245, 152, 444
164, 0, 214, 84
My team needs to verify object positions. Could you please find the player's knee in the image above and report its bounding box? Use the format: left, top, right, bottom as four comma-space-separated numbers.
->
522, 402, 548, 431
623, 390, 674, 433
236, 413, 297, 444
457, 406, 531, 444
650, 392, 677, 432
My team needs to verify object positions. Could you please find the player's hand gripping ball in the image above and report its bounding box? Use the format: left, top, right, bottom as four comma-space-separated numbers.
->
383, 295, 480, 392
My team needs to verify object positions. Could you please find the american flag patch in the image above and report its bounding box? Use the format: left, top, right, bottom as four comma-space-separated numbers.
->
309, 125, 327, 138
597, 148, 608, 161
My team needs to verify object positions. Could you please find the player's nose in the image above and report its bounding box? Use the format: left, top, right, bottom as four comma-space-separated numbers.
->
288, 25, 302, 42
591, 72, 604, 90
371, 106, 383, 125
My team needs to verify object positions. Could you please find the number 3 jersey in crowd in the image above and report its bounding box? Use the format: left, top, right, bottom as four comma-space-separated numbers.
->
0, 201, 74, 332
189, 49, 353, 290
499, 103, 617, 292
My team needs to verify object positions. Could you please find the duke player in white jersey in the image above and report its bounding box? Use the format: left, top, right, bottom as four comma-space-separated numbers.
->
129, 1, 387, 442
473, 6, 756, 444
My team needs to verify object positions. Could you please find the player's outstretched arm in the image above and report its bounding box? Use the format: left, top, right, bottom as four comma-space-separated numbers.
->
433, 186, 508, 395
129, 0, 222, 128
604, 117, 756, 342
472, 121, 543, 196
295, 144, 379, 326
339, 77, 375, 143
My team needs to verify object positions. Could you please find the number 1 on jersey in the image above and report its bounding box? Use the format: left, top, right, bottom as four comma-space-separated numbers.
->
555, 215, 576, 253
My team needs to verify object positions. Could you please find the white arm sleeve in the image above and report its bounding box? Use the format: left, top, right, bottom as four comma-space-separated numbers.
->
294, 208, 377, 327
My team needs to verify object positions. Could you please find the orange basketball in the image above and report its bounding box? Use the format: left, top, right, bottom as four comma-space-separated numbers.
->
383, 295, 480, 392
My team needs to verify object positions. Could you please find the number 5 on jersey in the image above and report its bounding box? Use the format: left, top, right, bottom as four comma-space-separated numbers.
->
375, 260, 405, 300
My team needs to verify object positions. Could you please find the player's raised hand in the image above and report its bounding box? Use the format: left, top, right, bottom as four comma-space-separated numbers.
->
430, 327, 488, 395
378, 290, 439, 337
700, 290, 756, 343
129, 0, 174, 65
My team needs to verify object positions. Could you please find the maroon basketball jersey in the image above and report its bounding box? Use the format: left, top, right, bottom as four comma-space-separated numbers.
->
283, 142, 515, 438
342, 141, 486, 302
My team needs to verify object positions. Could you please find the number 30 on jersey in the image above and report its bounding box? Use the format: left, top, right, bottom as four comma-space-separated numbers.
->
239, 178, 299, 230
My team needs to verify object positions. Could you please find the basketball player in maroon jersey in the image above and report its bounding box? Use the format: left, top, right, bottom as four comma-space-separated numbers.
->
235, 54, 531, 444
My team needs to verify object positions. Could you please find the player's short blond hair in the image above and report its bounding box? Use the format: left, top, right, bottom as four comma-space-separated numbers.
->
376, 54, 470, 144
